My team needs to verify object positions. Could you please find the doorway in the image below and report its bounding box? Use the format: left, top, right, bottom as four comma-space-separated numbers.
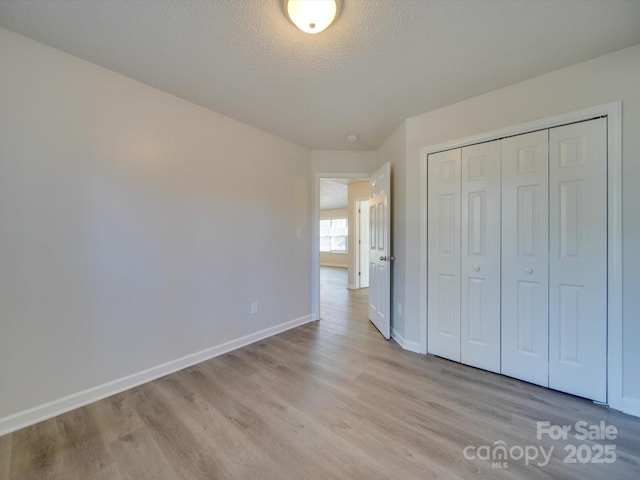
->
314, 176, 371, 326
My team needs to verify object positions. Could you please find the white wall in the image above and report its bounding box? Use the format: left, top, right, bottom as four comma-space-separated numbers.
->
387, 43, 640, 412
0, 28, 311, 431
311, 150, 377, 175
320, 208, 349, 268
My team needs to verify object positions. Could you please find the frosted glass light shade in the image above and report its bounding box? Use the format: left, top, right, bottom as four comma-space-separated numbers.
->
284, 0, 341, 34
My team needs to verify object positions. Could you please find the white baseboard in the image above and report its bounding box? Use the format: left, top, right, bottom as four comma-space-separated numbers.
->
0, 314, 313, 436
347, 283, 358, 290
392, 328, 421, 353
622, 397, 640, 418
319, 263, 348, 268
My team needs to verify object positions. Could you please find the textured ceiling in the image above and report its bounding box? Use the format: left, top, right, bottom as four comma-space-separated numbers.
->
320, 179, 349, 210
1, 0, 639, 150
320, 178, 369, 209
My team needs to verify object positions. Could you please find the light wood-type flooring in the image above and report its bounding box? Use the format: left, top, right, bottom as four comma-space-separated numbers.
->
2, 266, 639, 479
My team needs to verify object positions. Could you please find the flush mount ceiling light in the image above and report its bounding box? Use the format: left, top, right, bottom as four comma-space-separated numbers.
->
283, 0, 342, 34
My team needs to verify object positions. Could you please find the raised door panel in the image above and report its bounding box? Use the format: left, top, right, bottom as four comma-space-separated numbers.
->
368, 163, 391, 339
501, 130, 549, 387
549, 118, 607, 402
460, 141, 501, 373
427, 149, 461, 362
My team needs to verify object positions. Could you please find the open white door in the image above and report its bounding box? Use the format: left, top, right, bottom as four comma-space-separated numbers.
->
369, 163, 391, 339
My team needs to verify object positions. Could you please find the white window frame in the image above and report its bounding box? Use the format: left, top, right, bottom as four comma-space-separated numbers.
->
320, 217, 348, 253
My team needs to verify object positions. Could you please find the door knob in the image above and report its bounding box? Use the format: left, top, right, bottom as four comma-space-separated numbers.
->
473, 266, 480, 272
525, 267, 534, 274
379, 256, 387, 261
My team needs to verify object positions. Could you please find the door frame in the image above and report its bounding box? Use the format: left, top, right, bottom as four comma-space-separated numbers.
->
352, 196, 370, 289
312, 172, 371, 321
419, 101, 622, 411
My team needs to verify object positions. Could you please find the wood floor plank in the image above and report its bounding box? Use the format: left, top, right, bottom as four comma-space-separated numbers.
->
153, 372, 287, 480
0, 431, 11, 478
86, 389, 146, 445
128, 386, 226, 480
108, 427, 179, 480
253, 351, 489, 479
9, 418, 68, 480
177, 363, 342, 479
237, 383, 403, 480
86, 462, 125, 480
252, 366, 466, 479
2, 266, 640, 479
56, 404, 115, 479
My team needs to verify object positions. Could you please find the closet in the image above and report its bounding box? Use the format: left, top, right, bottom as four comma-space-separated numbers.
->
426, 117, 607, 403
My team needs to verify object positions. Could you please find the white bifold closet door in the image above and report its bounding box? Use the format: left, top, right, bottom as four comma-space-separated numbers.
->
548, 118, 607, 403
500, 119, 607, 401
427, 142, 501, 372
427, 148, 462, 362
501, 130, 549, 387
427, 118, 608, 402
460, 142, 501, 373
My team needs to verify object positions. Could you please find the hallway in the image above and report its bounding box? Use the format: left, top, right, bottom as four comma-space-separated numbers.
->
319, 266, 376, 339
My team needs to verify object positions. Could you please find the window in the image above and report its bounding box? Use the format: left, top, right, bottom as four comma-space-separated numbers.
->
320, 218, 348, 253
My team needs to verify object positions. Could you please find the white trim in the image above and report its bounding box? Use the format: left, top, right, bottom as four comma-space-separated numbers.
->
347, 283, 358, 290
319, 215, 349, 255
606, 101, 623, 413
353, 196, 360, 289
419, 147, 429, 354
0, 314, 313, 436
392, 328, 421, 353
419, 101, 624, 412
313, 172, 371, 321
420, 102, 619, 154
622, 397, 640, 418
